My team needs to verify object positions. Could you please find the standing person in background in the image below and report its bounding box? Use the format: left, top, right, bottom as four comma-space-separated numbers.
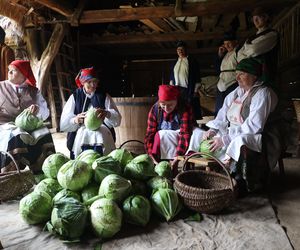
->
169, 41, 202, 120
237, 7, 280, 89
215, 31, 240, 115
60, 67, 121, 159
0, 26, 15, 81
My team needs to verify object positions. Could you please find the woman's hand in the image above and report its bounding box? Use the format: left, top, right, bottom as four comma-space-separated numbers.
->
149, 154, 159, 165
74, 112, 86, 124
28, 104, 39, 115
170, 156, 179, 177
96, 108, 110, 120
209, 137, 224, 152
203, 129, 216, 140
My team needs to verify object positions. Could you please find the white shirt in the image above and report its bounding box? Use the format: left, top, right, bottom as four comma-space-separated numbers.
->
217, 49, 238, 92
207, 82, 278, 145
237, 27, 278, 62
60, 91, 121, 132
173, 57, 189, 88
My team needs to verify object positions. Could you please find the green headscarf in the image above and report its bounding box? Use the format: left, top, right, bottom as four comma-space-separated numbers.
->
236, 58, 262, 77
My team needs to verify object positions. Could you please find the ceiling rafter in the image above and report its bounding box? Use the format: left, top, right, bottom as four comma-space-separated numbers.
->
81, 30, 251, 46
79, 0, 296, 24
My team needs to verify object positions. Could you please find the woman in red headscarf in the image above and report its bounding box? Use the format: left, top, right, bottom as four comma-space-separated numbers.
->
0, 60, 55, 173
144, 85, 203, 169
60, 67, 121, 159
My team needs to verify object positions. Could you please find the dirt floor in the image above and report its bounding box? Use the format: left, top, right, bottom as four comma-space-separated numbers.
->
51, 132, 300, 250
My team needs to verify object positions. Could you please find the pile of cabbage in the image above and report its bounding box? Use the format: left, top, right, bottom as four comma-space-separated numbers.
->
19, 149, 183, 242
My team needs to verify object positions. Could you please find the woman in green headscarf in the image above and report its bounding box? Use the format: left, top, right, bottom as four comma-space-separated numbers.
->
202, 57, 278, 192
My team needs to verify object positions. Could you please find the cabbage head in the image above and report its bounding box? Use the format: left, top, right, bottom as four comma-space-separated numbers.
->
57, 160, 93, 191
47, 196, 88, 240
151, 188, 182, 221
130, 179, 147, 196
42, 153, 69, 179
198, 139, 222, 159
90, 198, 122, 239
15, 109, 43, 132
123, 195, 151, 227
154, 161, 172, 178
84, 108, 102, 131
53, 189, 81, 204
76, 149, 102, 168
108, 148, 133, 168
99, 174, 131, 203
92, 155, 122, 184
147, 176, 173, 193
34, 178, 62, 198
81, 182, 99, 203
19, 191, 52, 224
124, 154, 156, 180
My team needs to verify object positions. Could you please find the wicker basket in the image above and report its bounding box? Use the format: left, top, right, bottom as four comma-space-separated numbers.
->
174, 152, 236, 214
0, 151, 35, 202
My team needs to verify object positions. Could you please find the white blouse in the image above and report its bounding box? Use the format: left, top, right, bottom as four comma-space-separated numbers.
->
207, 82, 278, 146
60, 91, 121, 132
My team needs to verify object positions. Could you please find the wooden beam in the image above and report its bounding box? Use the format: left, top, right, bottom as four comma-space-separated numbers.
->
140, 19, 164, 32
37, 23, 66, 93
70, 0, 87, 26
98, 47, 217, 57
35, 0, 73, 17
79, 0, 296, 24
81, 30, 251, 45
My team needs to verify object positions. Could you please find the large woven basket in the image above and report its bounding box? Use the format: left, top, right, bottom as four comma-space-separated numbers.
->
174, 152, 236, 214
0, 151, 35, 202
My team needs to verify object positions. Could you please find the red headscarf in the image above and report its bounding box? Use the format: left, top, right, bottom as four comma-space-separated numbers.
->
9, 60, 36, 87
75, 67, 97, 88
158, 85, 180, 101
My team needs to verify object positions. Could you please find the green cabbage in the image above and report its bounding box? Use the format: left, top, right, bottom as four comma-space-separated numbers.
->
57, 160, 93, 191
151, 188, 182, 221
154, 161, 172, 178
108, 148, 133, 168
34, 178, 62, 198
129, 179, 147, 196
47, 196, 88, 240
76, 149, 102, 168
198, 139, 222, 159
81, 182, 99, 203
123, 195, 151, 227
92, 155, 122, 184
15, 109, 43, 132
147, 176, 173, 192
84, 108, 102, 131
19, 191, 52, 224
42, 153, 69, 179
124, 154, 156, 180
99, 174, 132, 203
90, 198, 122, 239
53, 189, 81, 204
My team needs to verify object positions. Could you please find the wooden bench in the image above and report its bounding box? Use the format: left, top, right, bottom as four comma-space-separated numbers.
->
177, 155, 218, 171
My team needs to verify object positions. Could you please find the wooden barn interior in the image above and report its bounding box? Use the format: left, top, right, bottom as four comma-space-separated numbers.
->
1, 0, 300, 248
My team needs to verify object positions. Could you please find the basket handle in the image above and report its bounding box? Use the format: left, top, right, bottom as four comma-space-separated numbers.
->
119, 140, 144, 149
182, 152, 234, 191
0, 151, 20, 174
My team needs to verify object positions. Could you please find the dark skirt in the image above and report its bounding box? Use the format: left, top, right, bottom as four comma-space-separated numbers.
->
0, 133, 55, 174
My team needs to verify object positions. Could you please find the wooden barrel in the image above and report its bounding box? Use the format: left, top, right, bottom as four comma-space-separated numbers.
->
112, 97, 156, 155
